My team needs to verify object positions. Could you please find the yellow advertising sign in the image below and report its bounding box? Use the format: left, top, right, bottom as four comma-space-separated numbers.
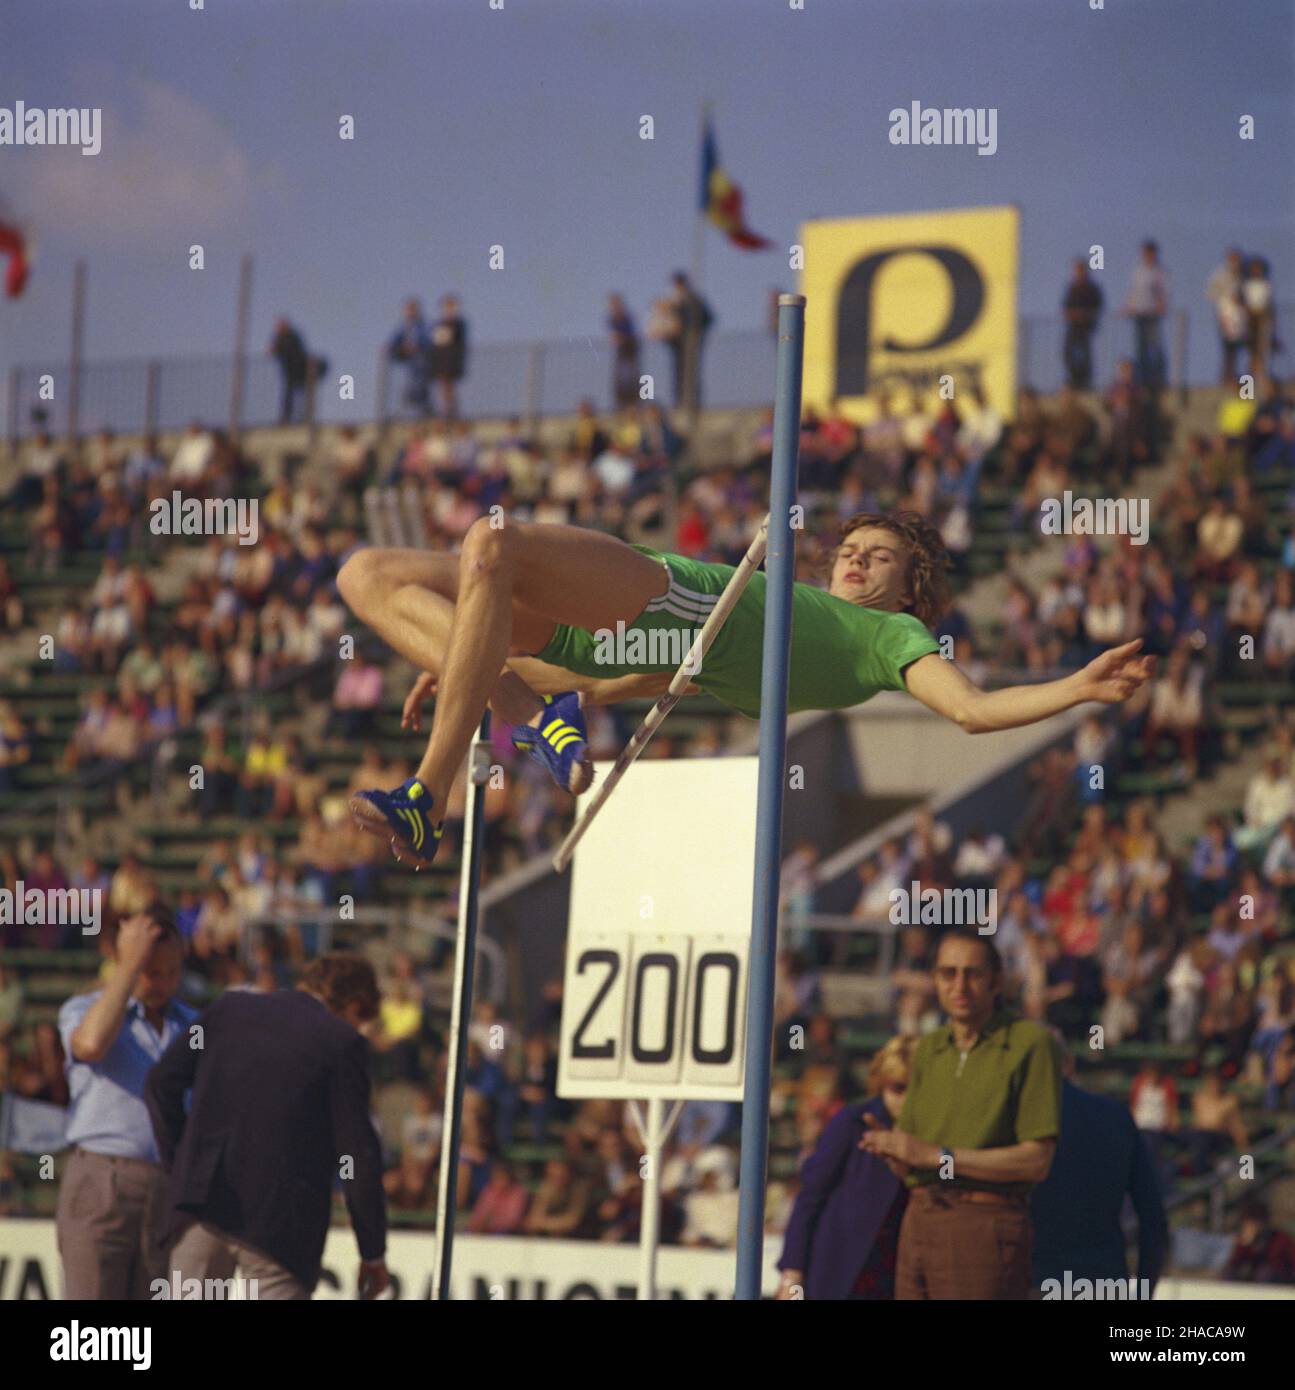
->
798, 205, 1018, 419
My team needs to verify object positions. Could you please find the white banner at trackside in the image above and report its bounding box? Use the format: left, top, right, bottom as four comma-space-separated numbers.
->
0, 1220, 781, 1300
2, 1221, 1288, 1300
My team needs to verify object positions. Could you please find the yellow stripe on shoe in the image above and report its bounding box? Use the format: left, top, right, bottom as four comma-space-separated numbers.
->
401, 807, 424, 850
543, 719, 583, 752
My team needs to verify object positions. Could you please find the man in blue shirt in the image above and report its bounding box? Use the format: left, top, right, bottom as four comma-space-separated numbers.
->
1122, 239, 1170, 390
56, 903, 197, 1299
388, 297, 431, 414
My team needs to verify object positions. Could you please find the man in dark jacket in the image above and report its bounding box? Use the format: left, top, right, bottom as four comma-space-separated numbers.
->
1062, 258, 1104, 389
428, 295, 468, 419
271, 318, 324, 425
668, 271, 713, 412
1030, 1039, 1169, 1296
145, 953, 388, 1299
388, 297, 432, 415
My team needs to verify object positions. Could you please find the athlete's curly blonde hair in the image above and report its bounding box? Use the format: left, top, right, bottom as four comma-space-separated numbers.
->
829, 510, 952, 628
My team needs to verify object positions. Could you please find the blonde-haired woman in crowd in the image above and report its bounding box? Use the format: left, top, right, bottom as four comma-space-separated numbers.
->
775, 1036, 916, 1301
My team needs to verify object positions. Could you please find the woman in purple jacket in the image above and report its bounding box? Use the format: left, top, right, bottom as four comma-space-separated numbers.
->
776, 1036, 915, 1300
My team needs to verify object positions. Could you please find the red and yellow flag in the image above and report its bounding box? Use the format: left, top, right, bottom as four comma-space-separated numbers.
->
700, 121, 771, 251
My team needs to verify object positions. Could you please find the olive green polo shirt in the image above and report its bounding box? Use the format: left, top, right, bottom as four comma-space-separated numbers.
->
898, 1010, 1063, 1195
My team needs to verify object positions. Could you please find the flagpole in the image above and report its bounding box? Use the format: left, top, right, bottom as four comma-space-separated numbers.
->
691, 99, 712, 295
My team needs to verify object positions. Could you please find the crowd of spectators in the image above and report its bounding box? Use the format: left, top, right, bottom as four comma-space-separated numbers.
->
1, 422, 380, 792
374, 1006, 753, 1249
1, 300, 1292, 1257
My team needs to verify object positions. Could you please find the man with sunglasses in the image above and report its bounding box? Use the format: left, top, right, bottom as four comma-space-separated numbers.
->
860, 928, 1062, 1300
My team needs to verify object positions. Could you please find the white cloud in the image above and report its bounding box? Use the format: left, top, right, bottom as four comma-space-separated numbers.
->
7, 78, 269, 244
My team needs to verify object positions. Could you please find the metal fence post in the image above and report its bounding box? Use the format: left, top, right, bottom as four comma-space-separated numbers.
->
1173, 308, 1189, 408
229, 254, 253, 444
524, 343, 543, 435
375, 346, 390, 432
68, 260, 86, 446
6, 365, 18, 452
144, 361, 161, 440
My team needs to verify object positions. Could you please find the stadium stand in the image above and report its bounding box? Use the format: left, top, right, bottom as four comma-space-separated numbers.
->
1, 346, 1293, 1282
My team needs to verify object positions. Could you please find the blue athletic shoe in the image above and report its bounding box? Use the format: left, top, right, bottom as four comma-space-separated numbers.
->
512, 691, 593, 794
349, 777, 444, 871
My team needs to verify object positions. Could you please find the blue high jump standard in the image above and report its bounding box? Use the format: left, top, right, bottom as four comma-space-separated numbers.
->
734, 293, 804, 1300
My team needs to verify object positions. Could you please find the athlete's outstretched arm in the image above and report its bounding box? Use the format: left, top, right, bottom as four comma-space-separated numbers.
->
901, 639, 1155, 734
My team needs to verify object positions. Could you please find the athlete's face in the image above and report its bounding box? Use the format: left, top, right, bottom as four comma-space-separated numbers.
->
829, 527, 913, 612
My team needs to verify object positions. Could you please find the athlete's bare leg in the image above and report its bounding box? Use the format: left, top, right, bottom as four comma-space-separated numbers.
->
338, 520, 668, 809
337, 547, 552, 726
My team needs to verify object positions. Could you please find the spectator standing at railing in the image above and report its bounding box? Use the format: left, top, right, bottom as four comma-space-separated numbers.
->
428, 295, 467, 420
646, 291, 682, 393
1122, 240, 1170, 391
666, 270, 714, 412
1206, 249, 1247, 384
1243, 257, 1276, 379
270, 318, 314, 426
606, 292, 640, 408
1061, 258, 1104, 389
388, 297, 432, 414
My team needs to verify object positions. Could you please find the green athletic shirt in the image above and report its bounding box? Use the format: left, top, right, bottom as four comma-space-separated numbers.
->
533, 544, 941, 719
898, 1011, 1063, 1196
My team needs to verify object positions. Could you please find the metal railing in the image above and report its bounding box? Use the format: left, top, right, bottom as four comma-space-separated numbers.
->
1017, 302, 1291, 397
235, 905, 507, 1008
8, 304, 1288, 446
5, 330, 780, 445
1163, 1121, 1295, 1232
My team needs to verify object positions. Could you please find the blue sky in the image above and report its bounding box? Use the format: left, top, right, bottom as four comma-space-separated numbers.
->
2, 0, 1292, 401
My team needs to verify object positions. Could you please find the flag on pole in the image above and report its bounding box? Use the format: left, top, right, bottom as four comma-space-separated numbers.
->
699, 120, 771, 251
0, 196, 31, 298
